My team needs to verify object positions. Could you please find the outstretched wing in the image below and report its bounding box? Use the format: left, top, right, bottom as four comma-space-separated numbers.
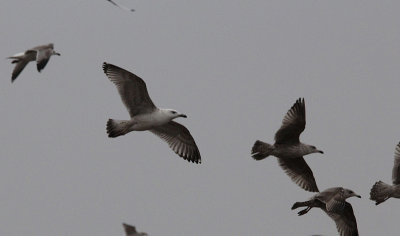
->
11, 59, 30, 82
327, 202, 359, 236
392, 142, 400, 184
103, 62, 156, 117
274, 98, 306, 144
150, 121, 201, 164
122, 223, 137, 235
278, 157, 319, 192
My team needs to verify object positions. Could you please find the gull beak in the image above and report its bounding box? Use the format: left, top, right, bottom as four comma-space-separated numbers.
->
317, 150, 324, 154
356, 194, 361, 198
179, 114, 187, 118
56, 52, 61, 56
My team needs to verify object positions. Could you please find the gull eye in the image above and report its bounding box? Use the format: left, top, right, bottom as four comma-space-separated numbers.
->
171, 111, 177, 114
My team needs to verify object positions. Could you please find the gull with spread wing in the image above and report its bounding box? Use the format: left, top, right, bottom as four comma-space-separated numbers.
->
7, 43, 60, 82
370, 142, 400, 205
103, 62, 201, 164
251, 98, 323, 192
292, 187, 361, 236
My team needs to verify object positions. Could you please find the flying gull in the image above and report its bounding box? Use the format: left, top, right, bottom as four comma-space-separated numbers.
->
292, 187, 361, 236
106, 0, 135, 12
7, 43, 60, 83
123, 223, 148, 236
251, 98, 323, 192
103, 62, 201, 164
370, 142, 400, 205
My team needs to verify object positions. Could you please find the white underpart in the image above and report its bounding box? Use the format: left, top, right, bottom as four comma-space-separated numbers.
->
131, 109, 173, 131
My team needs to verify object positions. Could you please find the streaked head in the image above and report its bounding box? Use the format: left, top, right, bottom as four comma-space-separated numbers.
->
307, 145, 324, 154
343, 188, 361, 199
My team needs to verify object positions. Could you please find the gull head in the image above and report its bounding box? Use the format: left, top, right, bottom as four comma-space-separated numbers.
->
306, 145, 324, 155
343, 188, 361, 199
52, 50, 61, 56
163, 109, 187, 120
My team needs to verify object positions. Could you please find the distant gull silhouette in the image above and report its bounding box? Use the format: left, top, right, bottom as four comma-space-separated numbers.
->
103, 62, 201, 164
292, 187, 361, 236
370, 142, 400, 205
7, 43, 60, 82
123, 223, 148, 236
251, 98, 323, 192
106, 0, 135, 12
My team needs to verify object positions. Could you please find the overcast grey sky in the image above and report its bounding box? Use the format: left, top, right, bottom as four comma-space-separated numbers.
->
1, 1, 400, 235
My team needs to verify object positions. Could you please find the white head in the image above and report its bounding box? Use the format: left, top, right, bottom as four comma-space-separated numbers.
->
342, 188, 361, 199
161, 109, 187, 120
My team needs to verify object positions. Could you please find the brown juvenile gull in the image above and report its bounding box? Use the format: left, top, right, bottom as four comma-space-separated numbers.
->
103, 62, 201, 164
292, 187, 361, 236
7, 43, 60, 82
370, 142, 400, 205
122, 223, 148, 236
106, 0, 135, 12
251, 98, 323, 192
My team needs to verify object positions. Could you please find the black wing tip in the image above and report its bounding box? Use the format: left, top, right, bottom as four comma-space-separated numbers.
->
183, 153, 201, 164
102, 62, 109, 73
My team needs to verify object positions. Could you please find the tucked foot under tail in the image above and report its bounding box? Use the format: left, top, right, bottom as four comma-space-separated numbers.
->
251, 140, 273, 160
370, 181, 392, 205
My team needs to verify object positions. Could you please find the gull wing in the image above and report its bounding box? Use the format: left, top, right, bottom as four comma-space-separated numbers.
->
327, 202, 359, 236
392, 142, 400, 184
122, 223, 137, 235
274, 98, 306, 144
103, 62, 156, 117
106, 0, 135, 12
278, 157, 319, 192
150, 121, 201, 164
36, 47, 52, 72
10, 50, 36, 82
11, 58, 30, 82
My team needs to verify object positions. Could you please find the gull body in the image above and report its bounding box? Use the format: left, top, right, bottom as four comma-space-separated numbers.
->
251, 98, 323, 192
7, 43, 60, 82
292, 187, 361, 236
370, 142, 400, 205
103, 62, 201, 164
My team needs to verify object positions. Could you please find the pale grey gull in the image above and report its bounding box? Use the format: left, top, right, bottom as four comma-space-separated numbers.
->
103, 62, 201, 164
292, 187, 361, 236
251, 98, 323, 192
7, 43, 60, 82
122, 223, 148, 236
370, 142, 400, 205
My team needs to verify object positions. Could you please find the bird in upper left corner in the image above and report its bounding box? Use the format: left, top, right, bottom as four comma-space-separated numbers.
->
7, 43, 60, 83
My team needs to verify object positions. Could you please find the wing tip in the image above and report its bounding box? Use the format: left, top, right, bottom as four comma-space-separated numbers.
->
102, 62, 109, 74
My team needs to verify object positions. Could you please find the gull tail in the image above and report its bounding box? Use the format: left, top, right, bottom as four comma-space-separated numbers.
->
106, 119, 132, 138
251, 140, 273, 160
370, 181, 393, 205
